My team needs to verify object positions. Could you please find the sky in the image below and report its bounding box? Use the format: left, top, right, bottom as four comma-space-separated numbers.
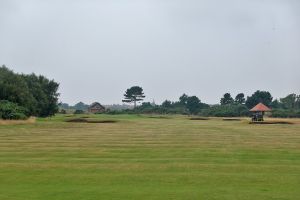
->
1, 0, 299, 105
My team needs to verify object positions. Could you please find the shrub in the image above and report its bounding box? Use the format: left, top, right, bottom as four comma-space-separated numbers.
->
271, 109, 300, 118
9, 112, 28, 120
0, 100, 29, 120
0, 65, 59, 117
74, 109, 84, 114
60, 109, 67, 114
201, 104, 249, 117
105, 110, 126, 115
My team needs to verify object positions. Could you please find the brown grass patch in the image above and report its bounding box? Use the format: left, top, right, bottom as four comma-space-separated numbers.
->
0, 117, 36, 125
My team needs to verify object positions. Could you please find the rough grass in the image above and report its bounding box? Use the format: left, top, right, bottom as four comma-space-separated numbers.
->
0, 114, 300, 200
0, 117, 36, 125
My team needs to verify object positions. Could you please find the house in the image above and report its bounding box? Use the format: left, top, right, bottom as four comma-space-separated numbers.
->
88, 102, 105, 113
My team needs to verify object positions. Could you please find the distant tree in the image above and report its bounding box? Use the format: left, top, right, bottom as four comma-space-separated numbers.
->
186, 96, 201, 115
23, 73, 59, 117
280, 94, 298, 110
41, 76, 59, 116
179, 93, 189, 105
220, 93, 234, 105
270, 99, 282, 109
73, 102, 89, 111
59, 102, 70, 110
122, 86, 145, 108
139, 102, 153, 108
245, 90, 273, 108
235, 93, 245, 104
162, 100, 172, 108
136, 102, 155, 113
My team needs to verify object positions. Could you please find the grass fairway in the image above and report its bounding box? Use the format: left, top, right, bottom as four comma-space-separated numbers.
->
0, 115, 300, 200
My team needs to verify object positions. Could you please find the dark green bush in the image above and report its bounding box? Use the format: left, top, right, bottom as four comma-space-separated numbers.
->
271, 109, 300, 118
200, 104, 249, 117
0, 100, 29, 120
0, 66, 59, 117
60, 109, 67, 114
73, 109, 84, 114
105, 110, 127, 115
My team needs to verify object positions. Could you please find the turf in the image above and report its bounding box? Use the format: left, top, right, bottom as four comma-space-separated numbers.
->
0, 114, 300, 200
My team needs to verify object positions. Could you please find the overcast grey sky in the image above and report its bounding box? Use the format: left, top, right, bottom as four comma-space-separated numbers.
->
1, 0, 299, 105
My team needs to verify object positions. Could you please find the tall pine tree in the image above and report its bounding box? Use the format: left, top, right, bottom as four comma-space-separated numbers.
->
122, 86, 145, 108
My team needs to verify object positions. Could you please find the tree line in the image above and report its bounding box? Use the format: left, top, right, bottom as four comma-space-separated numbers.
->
1, 65, 299, 119
0, 65, 59, 119
60, 86, 300, 118
119, 86, 300, 117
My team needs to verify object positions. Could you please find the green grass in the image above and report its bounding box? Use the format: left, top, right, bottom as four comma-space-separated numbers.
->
0, 114, 300, 200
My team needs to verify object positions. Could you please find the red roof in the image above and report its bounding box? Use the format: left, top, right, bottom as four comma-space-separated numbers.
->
250, 103, 271, 112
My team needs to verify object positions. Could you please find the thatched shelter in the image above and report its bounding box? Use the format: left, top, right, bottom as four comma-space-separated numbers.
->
88, 102, 105, 113
250, 103, 271, 121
